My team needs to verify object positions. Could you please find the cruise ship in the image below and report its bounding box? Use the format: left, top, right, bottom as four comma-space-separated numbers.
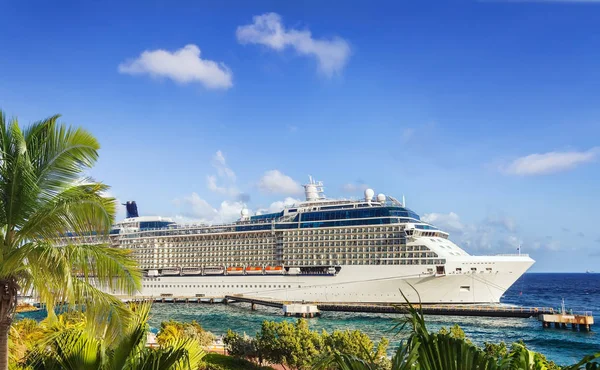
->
79, 178, 534, 304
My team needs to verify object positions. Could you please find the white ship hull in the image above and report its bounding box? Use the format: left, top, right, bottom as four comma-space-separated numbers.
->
136, 255, 534, 304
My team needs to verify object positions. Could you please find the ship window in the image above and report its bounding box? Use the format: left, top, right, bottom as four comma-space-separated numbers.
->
471, 267, 477, 272
460, 286, 470, 292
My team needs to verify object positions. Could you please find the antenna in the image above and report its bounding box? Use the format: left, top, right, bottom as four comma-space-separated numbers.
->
402, 195, 406, 207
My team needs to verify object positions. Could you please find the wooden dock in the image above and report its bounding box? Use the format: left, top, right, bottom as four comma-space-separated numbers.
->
539, 312, 594, 332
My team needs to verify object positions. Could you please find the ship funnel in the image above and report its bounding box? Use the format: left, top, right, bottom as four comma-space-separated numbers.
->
123, 201, 139, 218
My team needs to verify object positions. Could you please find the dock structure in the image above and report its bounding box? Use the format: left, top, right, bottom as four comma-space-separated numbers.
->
118, 295, 593, 330
317, 303, 552, 318
283, 303, 320, 318
539, 312, 594, 332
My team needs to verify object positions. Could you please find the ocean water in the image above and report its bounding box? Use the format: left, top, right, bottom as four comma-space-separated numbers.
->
19, 273, 600, 365
146, 273, 600, 366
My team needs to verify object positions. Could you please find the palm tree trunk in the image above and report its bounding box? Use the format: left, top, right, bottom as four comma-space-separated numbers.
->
0, 322, 10, 370
0, 278, 18, 370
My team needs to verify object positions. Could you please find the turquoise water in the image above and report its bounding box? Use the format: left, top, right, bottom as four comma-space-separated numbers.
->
146, 273, 600, 366
19, 273, 600, 365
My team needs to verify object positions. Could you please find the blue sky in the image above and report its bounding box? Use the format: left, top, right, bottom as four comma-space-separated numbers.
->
1, 0, 599, 272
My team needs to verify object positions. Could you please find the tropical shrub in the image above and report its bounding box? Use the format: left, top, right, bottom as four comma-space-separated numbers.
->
256, 319, 323, 369
314, 296, 600, 370
223, 330, 259, 362
18, 302, 204, 370
157, 320, 215, 347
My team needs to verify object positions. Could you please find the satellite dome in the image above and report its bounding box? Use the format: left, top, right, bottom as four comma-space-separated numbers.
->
241, 208, 249, 217
377, 193, 386, 202
364, 188, 375, 201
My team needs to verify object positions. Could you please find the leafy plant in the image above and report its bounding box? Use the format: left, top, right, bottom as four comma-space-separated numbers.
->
24, 302, 204, 370
0, 110, 141, 370
157, 320, 214, 347
313, 288, 600, 370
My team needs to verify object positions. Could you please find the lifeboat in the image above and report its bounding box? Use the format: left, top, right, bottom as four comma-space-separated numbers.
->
245, 266, 264, 275
181, 267, 202, 276
226, 266, 244, 275
161, 268, 181, 276
203, 266, 225, 275
265, 266, 284, 275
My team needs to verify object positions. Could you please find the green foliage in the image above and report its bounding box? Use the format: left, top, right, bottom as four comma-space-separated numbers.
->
200, 353, 275, 370
223, 330, 259, 361
0, 110, 142, 370
224, 319, 391, 370
157, 320, 214, 347
437, 324, 471, 344
19, 302, 204, 370
256, 319, 323, 369
9, 319, 46, 363
321, 329, 390, 369
315, 289, 600, 370
483, 341, 509, 359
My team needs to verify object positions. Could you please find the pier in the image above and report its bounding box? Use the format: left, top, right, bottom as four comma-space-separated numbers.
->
119, 295, 594, 330
537, 300, 594, 332
539, 313, 594, 332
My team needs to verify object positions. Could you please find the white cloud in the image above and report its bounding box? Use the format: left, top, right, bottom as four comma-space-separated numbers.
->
173, 193, 244, 224
100, 190, 127, 221
206, 175, 237, 196
484, 214, 516, 233
236, 13, 351, 77
422, 212, 465, 233
212, 150, 236, 180
258, 170, 303, 195
118, 44, 233, 89
257, 197, 301, 214
424, 211, 564, 253
206, 150, 238, 196
502, 147, 598, 175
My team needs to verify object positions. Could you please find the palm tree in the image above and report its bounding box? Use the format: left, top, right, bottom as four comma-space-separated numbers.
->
25, 302, 205, 370
314, 293, 600, 370
0, 110, 142, 370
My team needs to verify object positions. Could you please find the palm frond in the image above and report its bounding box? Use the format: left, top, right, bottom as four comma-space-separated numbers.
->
109, 302, 152, 370
23, 241, 140, 341
23, 115, 100, 198
18, 182, 116, 243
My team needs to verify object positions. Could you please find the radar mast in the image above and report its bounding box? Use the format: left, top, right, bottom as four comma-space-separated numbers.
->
304, 176, 326, 201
